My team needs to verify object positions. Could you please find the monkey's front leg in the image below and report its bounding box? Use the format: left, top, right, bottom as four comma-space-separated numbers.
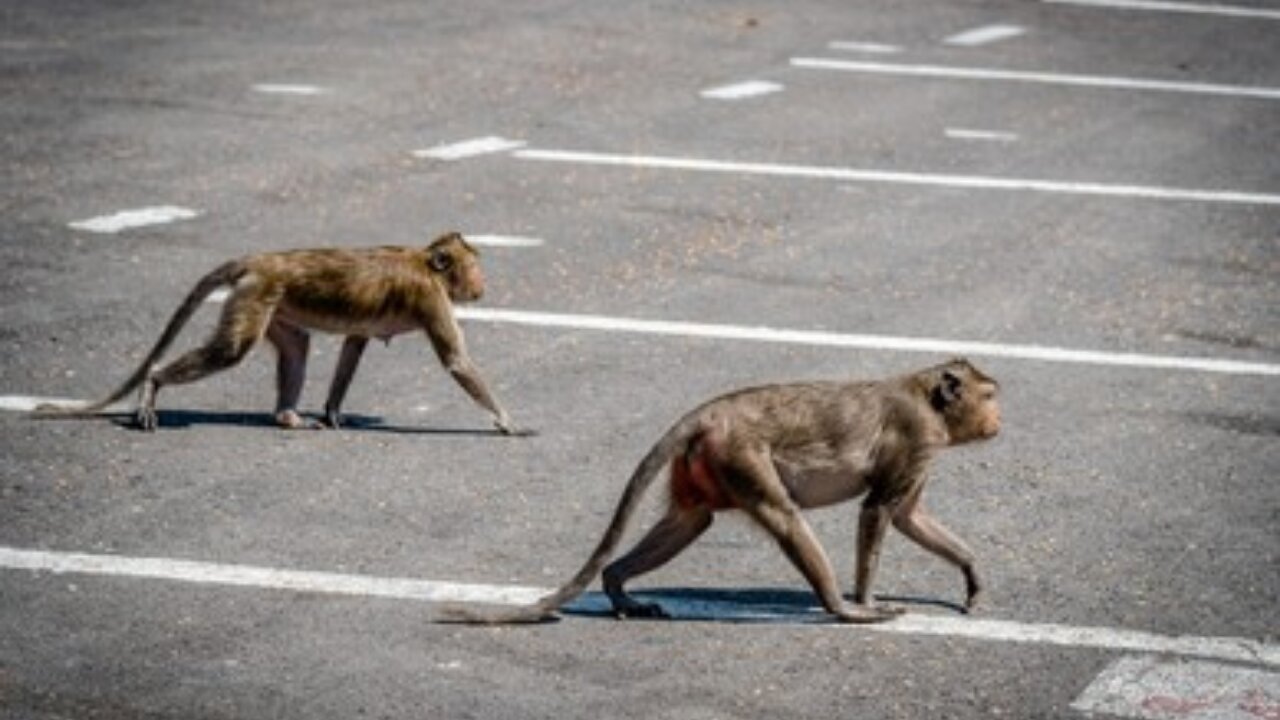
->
444, 355, 523, 435
892, 501, 983, 612
322, 336, 369, 428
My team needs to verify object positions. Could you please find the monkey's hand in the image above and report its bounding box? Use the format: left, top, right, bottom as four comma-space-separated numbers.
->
962, 566, 984, 614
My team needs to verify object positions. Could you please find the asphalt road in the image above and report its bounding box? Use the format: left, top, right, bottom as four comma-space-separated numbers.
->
1, 1, 1277, 718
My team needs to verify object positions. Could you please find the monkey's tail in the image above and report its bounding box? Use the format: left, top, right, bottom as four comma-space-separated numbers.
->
437, 413, 707, 625
32, 261, 245, 416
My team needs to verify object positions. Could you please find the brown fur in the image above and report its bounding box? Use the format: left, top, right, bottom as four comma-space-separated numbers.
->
440, 359, 999, 624
36, 232, 520, 433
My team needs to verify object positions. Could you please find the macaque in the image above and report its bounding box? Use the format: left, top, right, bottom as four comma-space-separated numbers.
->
443, 359, 1000, 624
37, 232, 521, 433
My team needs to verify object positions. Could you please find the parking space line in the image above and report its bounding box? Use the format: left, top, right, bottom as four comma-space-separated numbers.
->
2, 546, 1275, 667
791, 57, 1280, 101
68, 206, 201, 234
251, 84, 330, 95
465, 234, 545, 248
456, 307, 1280, 377
945, 128, 1020, 142
512, 147, 1280, 205
1044, 0, 1280, 20
944, 24, 1026, 47
0, 396, 84, 412
829, 41, 903, 54
412, 136, 527, 161
700, 80, 784, 100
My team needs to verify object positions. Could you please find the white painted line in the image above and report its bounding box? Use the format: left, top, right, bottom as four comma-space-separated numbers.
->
945, 128, 1020, 142
700, 80, 785, 100
456, 307, 1280, 377
791, 57, 1280, 101
1045, 0, 1280, 20
0, 395, 84, 413
944, 24, 1027, 46
2, 546, 1276, 667
412, 136, 526, 161
1072, 655, 1280, 719
68, 206, 201, 234
0, 546, 544, 606
251, 83, 330, 96
828, 41, 903, 54
465, 234, 545, 248
512, 147, 1280, 206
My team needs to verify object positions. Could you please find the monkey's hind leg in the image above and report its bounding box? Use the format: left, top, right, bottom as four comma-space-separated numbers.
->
137, 293, 273, 431
602, 505, 712, 619
266, 320, 316, 429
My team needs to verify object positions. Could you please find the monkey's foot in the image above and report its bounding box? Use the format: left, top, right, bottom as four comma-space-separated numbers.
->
134, 408, 158, 432
834, 604, 906, 624
276, 410, 323, 430
609, 597, 670, 620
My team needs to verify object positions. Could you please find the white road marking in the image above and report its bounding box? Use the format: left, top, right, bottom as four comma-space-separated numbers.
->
944, 24, 1027, 46
412, 136, 527, 161
455, 307, 1280, 378
791, 57, 1280, 101
1072, 655, 1280, 719
700, 80, 784, 100
828, 41, 903, 54
0, 546, 543, 605
1045, 0, 1280, 20
945, 128, 1020, 142
512, 147, 1280, 206
251, 84, 330, 96
0, 395, 83, 412
1, 546, 1276, 667
465, 234, 546, 248
68, 206, 201, 234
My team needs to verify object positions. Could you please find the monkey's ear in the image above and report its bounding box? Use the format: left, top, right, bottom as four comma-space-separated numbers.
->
930, 369, 963, 411
428, 249, 455, 273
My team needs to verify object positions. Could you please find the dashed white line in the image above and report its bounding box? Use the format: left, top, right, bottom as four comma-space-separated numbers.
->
700, 80, 784, 100
2, 546, 1276, 667
0, 395, 83, 412
944, 24, 1027, 46
1072, 655, 1280, 719
945, 128, 1020, 142
412, 136, 527, 161
465, 234, 545, 248
791, 57, 1280, 101
251, 84, 330, 96
512, 147, 1280, 206
1045, 0, 1280, 20
828, 41, 903, 54
455, 307, 1280, 377
68, 206, 201, 234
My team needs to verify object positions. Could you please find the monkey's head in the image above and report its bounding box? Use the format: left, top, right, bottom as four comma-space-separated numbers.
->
428, 231, 485, 303
927, 358, 1001, 445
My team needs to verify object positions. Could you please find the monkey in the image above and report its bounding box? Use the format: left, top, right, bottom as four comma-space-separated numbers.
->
440, 358, 1000, 624
36, 231, 522, 433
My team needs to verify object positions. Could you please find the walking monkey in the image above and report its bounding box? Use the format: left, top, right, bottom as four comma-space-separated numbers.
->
38, 232, 521, 433
444, 359, 1000, 623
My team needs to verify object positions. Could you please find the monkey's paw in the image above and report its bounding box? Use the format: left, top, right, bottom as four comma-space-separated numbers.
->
134, 408, 158, 432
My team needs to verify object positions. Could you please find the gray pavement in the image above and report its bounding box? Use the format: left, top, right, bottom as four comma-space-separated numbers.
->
1, 1, 1277, 718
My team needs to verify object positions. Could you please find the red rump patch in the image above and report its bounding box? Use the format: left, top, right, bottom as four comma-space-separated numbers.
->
670, 451, 734, 510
